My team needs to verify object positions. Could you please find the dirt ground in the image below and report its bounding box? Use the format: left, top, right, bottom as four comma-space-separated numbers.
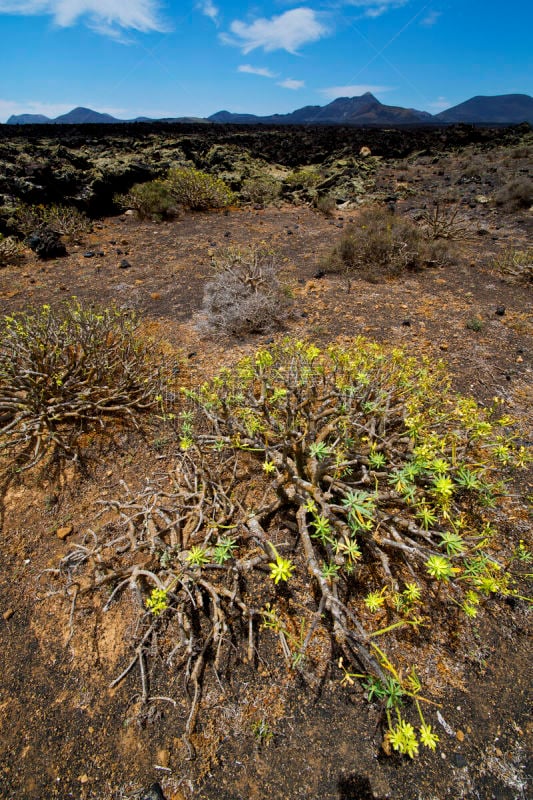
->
0, 147, 531, 800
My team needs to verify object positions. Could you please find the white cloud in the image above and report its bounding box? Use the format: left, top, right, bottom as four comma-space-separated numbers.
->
421, 10, 441, 26
238, 64, 276, 78
319, 84, 392, 100
341, 0, 408, 16
278, 78, 305, 90
197, 0, 218, 25
221, 8, 329, 54
0, 1, 166, 38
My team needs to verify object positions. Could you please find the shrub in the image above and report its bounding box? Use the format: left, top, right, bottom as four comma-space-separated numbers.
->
0, 302, 166, 469
315, 193, 336, 217
240, 174, 281, 206
494, 178, 533, 211
283, 168, 321, 190
13, 203, 91, 240
54, 338, 529, 752
166, 167, 235, 211
325, 207, 451, 282
201, 244, 292, 336
115, 180, 178, 221
0, 234, 24, 267
493, 247, 532, 282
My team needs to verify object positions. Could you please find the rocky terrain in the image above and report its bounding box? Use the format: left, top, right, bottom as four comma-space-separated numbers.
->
0, 123, 531, 800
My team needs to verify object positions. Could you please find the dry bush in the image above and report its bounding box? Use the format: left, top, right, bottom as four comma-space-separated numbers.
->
324, 207, 451, 283
13, 203, 91, 240
494, 178, 533, 211
166, 167, 235, 211
315, 193, 336, 217
0, 302, 166, 469
201, 244, 292, 336
0, 234, 24, 267
419, 201, 475, 241
115, 180, 178, 221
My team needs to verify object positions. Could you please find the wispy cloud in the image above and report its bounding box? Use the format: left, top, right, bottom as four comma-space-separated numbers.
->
421, 10, 441, 26
221, 7, 329, 54
341, 0, 408, 15
238, 64, 277, 78
0, 1, 167, 38
427, 96, 450, 110
319, 84, 392, 100
197, 0, 219, 25
278, 78, 305, 90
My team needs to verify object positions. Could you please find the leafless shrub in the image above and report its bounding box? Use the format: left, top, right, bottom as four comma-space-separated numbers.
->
12, 203, 91, 241
419, 201, 475, 241
201, 244, 292, 336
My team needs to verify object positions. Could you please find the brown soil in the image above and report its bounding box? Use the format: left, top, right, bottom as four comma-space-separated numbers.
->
0, 166, 531, 799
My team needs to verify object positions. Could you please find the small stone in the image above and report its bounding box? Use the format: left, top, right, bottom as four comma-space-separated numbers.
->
119, 259, 131, 269
56, 525, 73, 540
456, 730, 465, 742
516, 356, 523, 363
84, 251, 95, 258
3, 608, 14, 621
78, 774, 89, 784
124, 209, 135, 216
402, 318, 411, 327
439, 343, 449, 351
156, 748, 170, 767
495, 306, 505, 316
452, 752, 467, 768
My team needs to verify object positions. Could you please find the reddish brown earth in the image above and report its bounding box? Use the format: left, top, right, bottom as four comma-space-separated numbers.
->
0, 161, 531, 800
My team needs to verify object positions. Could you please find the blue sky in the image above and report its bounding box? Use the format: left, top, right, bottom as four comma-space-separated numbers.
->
0, 1, 531, 121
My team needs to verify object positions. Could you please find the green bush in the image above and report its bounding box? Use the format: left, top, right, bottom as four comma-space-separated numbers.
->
166, 167, 235, 211
0, 302, 166, 469
0, 234, 24, 267
55, 338, 529, 753
115, 180, 177, 221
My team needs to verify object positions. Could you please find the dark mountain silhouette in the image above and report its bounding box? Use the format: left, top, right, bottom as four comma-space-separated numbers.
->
208, 93, 433, 125
5, 93, 532, 126
436, 94, 533, 124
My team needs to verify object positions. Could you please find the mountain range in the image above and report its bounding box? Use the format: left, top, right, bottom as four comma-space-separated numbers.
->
5, 93, 533, 126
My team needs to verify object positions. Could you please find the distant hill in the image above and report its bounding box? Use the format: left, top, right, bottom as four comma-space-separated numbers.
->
208, 93, 433, 125
5, 93, 533, 126
436, 94, 533, 124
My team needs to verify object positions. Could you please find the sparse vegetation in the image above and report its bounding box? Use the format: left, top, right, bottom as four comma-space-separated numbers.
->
240, 174, 281, 206
201, 244, 292, 336
0, 302, 166, 469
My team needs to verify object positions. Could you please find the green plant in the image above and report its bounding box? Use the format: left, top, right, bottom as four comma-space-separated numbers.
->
0, 301, 166, 469
0, 234, 24, 267
13, 203, 91, 240
466, 316, 483, 332
240, 174, 281, 206
115, 180, 177, 221
166, 166, 235, 211
52, 337, 529, 754
493, 247, 532, 282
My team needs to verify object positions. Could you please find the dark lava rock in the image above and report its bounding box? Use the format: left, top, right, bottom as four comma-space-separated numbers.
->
452, 752, 468, 768
26, 228, 67, 259
139, 783, 166, 800
119, 258, 131, 269
84, 251, 95, 258
495, 305, 506, 316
